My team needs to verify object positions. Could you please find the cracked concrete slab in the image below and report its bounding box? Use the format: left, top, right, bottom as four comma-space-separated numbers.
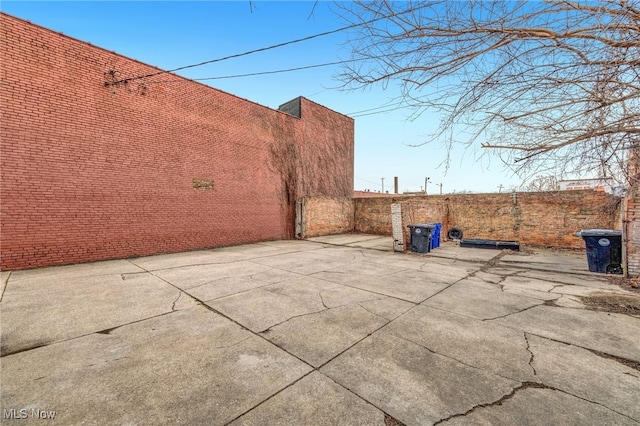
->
308, 234, 387, 246
321, 332, 519, 426
2, 235, 638, 424
550, 284, 631, 297
347, 236, 393, 251
551, 294, 588, 309
357, 297, 415, 321
500, 276, 564, 301
384, 305, 537, 382
151, 260, 275, 290
474, 270, 506, 284
261, 304, 389, 367
498, 251, 592, 275
249, 250, 357, 275
0, 306, 312, 425
206, 276, 334, 332
129, 249, 251, 271
184, 268, 300, 302
440, 387, 638, 425
422, 277, 544, 320
311, 260, 408, 281
518, 269, 616, 287
7, 259, 144, 282
307, 234, 393, 251
491, 305, 640, 362
315, 268, 451, 303
230, 371, 386, 425
528, 334, 640, 421
0, 272, 198, 356
426, 244, 504, 262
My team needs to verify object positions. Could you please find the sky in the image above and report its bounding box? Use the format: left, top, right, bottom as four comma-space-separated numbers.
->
2, 0, 527, 194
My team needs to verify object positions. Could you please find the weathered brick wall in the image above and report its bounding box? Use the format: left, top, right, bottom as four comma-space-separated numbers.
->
0, 14, 353, 270
355, 191, 620, 249
626, 184, 640, 276
297, 196, 354, 238
354, 197, 406, 235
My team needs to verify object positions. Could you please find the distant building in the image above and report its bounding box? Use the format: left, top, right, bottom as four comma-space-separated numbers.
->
558, 178, 617, 194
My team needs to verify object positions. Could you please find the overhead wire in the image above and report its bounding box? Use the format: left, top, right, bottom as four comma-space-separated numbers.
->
105, 4, 429, 87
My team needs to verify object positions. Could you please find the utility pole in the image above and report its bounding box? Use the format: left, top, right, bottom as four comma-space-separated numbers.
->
438, 183, 443, 195
394, 176, 399, 194
381, 177, 385, 193
497, 184, 504, 193
424, 177, 431, 195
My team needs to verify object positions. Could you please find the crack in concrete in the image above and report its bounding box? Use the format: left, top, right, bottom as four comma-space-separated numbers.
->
523, 332, 537, 376
1, 309, 179, 357
318, 291, 330, 309
212, 336, 252, 351
584, 348, 640, 372
433, 382, 549, 425
525, 332, 640, 372
389, 333, 521, 382
259, 308, 327, 334
87, 356, 129, 367
120, 271, 149, 280
171, 291, 182, 311
248, 267, 274, 280
356, 303, 392, 322
482, 304, 540, 322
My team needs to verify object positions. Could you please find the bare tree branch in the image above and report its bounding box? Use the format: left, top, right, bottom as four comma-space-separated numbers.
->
336, 0, 640, 184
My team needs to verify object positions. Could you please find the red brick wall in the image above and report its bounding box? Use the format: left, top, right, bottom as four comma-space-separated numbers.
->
0, 14, 353, 270
354, 191, 620, 249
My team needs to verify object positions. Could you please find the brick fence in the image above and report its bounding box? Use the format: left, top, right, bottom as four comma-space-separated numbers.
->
299, 191, 621, 250
625, 184, 640, 276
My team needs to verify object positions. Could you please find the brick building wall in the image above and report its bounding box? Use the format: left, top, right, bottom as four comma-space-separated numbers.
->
352, 191, 620, 249
0, 14, 353, 270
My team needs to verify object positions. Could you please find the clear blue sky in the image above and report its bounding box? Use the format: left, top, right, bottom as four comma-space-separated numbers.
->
2, 1, 524, 194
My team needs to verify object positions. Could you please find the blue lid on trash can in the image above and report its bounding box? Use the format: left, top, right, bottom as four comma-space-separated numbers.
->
576, 229, 622, 238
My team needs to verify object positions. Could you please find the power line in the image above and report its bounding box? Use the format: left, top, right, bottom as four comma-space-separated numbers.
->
195, 61, 344, 81
105, 4, 429, 87
349, 104, 410, 118
142, 57, 369, 85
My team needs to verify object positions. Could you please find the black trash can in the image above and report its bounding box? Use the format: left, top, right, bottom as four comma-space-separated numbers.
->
407, 224, 435, 253
577, 229, 623, 274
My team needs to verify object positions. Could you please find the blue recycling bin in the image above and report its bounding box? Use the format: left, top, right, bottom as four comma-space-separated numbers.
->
429, 223, 442, 250
577, 229, 623, 274
407, 224, 434, 253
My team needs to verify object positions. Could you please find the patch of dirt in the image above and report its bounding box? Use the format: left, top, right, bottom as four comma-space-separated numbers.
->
384, 414, 405, 426
607, 275, 640, 292
580, 292, 640, 317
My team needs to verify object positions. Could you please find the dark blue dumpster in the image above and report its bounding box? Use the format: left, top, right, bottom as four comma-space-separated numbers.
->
407, 224, 435, 253
577, 229, 623, 274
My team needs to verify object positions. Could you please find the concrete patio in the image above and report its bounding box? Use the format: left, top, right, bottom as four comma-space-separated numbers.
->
1, 234, 639, 425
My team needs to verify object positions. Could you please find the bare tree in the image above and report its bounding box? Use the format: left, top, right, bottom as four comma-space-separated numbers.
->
523, 175, 560, 192
336, 1, 640, 184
